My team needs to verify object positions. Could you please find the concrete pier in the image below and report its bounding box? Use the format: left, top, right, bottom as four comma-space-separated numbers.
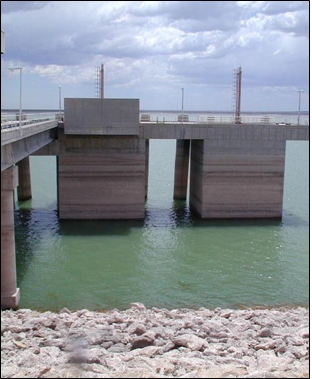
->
174, 139, 190, 200
1, 166, 20, 309
56, 98, 146, 220
57, 134, 146, 219
190, 135, 286, 218
145, 140, 149, 199
17, 157, 32, 201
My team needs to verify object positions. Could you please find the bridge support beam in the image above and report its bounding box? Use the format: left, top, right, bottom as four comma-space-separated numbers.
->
190, 140, 286, 218
1, 166, 20, 309
17, 157, 32, 201
174, 139, 190, 200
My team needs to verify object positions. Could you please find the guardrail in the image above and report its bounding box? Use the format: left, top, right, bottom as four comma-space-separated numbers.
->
1, 113, 63, 130
140, 114, 309, 126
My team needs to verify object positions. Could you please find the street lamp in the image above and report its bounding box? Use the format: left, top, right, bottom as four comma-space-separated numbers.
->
296, 90, 304, 125
58, 85, 62, 121
8, 66, 23, 134
181, 87, 184, 123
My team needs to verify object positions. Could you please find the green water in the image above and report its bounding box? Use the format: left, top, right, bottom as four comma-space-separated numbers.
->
15, 140, 309, 311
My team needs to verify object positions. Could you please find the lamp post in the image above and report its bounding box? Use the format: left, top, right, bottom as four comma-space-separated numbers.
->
296, 90, 304, 125
8, 66, 23, 134
58, 85, 62, 121
181, 87, 184, 123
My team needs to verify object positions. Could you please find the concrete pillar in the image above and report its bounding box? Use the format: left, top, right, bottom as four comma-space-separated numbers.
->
190, 140, 286, 219
174, 139, 190, 200
1, 166, 20, 309
57, 135, 146, 219
17, 156, 32, 200
145, 140, 149, 199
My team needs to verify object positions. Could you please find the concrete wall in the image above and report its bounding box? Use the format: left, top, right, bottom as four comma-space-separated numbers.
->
57, 131, 146, 219
64, 98, 140, 135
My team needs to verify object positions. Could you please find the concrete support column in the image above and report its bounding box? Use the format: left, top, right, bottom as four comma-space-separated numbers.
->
1, 166, 20, 309
145, 140, 149, 199
57, 135, 146, 219
174, 139, 190, 200
17, 156, 32, 201
190, 140, 286, 219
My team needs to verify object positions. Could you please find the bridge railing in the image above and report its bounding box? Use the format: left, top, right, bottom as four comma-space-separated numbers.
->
140, 114, 309, 126
1, 113, 63, 130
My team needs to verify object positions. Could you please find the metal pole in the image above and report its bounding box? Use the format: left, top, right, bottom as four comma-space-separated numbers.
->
19, 68, 22, 134
58, 86, 62, 120
8, 66, 23, 136
181, 87, 184, 123
297, 90, 304, 125
100, 64, 104, 98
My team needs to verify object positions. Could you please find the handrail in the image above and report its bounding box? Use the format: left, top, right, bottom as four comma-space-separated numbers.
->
139, 115, 309, 126
1, 113, 62, 130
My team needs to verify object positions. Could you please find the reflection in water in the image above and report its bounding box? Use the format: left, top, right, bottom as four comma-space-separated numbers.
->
137, 196, 290, 310
144, 199, 192, 228
15, 206, 60, 284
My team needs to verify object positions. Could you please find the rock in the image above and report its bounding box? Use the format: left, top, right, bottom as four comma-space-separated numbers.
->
127, 322, 146, 335
1, 306, 309, 378
130, 302, 146, 311
172, 334, 207, 351
131, 332, 156, 349
258, 327, 272, 338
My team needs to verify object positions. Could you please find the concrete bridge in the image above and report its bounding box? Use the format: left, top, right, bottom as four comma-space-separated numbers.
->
1, 99, 309, 308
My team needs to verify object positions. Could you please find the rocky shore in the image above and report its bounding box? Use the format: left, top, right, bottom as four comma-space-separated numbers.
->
1, 304, 309, 378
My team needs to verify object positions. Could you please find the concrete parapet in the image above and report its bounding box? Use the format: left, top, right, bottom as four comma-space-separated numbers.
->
64, 98, 140, 135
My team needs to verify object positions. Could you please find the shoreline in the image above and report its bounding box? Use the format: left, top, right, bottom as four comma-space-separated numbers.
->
1, 304, 309, 378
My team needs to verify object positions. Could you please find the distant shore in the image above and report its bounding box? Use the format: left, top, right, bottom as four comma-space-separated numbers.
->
1, 304, 309, 378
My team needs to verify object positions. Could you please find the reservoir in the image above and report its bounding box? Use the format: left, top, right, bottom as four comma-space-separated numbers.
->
14, 134, 309, 311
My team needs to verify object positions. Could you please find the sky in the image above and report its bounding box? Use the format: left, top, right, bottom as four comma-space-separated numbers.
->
1, 1, 310, 112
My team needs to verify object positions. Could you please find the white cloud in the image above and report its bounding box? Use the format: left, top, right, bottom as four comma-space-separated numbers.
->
1, 1, 309, 111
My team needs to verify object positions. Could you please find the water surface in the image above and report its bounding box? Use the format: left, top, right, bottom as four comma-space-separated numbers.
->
15, 139, 309, 311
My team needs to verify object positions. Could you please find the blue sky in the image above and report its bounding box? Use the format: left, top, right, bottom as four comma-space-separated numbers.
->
1, 1, 309, 111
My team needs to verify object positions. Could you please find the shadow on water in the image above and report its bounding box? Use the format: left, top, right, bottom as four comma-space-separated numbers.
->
145, 199, 286, 229
58, 219, 145, 236
15, 205, 59, 283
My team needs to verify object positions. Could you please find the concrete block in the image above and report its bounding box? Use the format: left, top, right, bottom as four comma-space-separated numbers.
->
64, 98, 140, 135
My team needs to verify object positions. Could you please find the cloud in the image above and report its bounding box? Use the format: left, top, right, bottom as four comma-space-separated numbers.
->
1, 1, 52, 14
1, 1, 309, 111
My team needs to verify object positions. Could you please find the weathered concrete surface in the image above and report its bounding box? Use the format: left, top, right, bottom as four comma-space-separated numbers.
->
64, 98, 140, 135
190, 140, 286, 218
1, 166, 20, 309
57, 132, 146, 219
1, 121, 57, 172
29, 120, 310, 221
140, 123, 309, 141
17, 157, 32, 200
145, 140, 149, 199
1, 305, 309, 378
174, 139, 190, 200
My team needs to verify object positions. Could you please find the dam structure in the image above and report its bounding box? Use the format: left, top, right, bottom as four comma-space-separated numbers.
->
1, 98, 309, 308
